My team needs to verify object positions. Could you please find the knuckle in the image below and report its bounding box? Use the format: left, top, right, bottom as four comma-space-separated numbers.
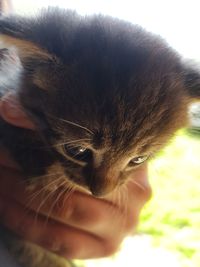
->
16, 223, 27, 236
11, 218, 30, 237
74, 209, 104, 230
136, 182, 152, 204
124, 215, 138, 233
102, 240, 120, 257
142, 184, 152, 203
59, 242, 82, 259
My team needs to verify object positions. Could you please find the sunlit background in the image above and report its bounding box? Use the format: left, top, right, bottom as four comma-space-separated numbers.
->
9, 1, 200, 267
12, 0, 200, 60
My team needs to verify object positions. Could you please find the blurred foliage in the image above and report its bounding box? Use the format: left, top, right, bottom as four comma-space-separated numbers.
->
139, 129, 200, 267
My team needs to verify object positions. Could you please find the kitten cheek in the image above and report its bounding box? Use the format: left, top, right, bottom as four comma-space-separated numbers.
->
0, 93, 36, 130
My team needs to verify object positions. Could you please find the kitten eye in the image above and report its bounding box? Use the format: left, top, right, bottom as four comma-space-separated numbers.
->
128, 155, 148, 166
64, 145, 92, 162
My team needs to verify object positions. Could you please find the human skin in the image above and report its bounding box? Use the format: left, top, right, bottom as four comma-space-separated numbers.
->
0, 95, 152, 259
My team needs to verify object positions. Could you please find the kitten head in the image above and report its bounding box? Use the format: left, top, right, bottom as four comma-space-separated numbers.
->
0, 9, 199, 196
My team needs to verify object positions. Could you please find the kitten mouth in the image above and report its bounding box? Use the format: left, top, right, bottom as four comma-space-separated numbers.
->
64, 172, 91, 192
89, 184, 117, 197
66, 173, 115, 197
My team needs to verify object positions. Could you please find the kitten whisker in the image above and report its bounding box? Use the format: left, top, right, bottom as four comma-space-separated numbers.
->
62, 182, 76, 207
42, 180, 76, 227
34, 138, 91, 150
105, 191, 121, 219
47, 114, 94, 135
43, 178, 68, 226
26, 175, 64, 208
108, 184, 130, 235
33, 176, 67, 223
32, 172, 63, 180
37, 138, 91, 152
118, 184, 130, 234
54, 138, 91, 148
33, 188, 57, 225
129, 179, 147, 192
19, 172, 63, 186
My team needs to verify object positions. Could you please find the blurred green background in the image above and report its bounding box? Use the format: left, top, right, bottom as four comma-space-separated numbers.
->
138, 130, 200, 267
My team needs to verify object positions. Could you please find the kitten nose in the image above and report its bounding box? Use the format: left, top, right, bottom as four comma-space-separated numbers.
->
89, 177, 117, 197
90, 185, 110, 197
86, 166, 119, 197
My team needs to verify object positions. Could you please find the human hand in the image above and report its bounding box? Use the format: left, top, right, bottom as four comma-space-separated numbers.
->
0, 157, 151, 259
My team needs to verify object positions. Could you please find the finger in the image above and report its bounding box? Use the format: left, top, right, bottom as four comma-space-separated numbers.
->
0, 195, 118, 259
0, 164, 150, 240
0, 147, 21, 170
0, 93, 36, 130
0, 168, 118, 234
24, 164, 150, 239
27, 190, 132, 240
115, 164, 152, 234
0, 166, 25, 195
0, 168, 128, 243
0, 164, 151, 237
126, 164, 152, 206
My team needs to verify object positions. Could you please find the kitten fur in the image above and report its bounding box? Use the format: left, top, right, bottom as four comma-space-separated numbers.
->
0, 7, 199, 267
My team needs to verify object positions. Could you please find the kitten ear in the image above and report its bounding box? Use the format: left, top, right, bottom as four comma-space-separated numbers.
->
183, 62, 200, 100
0, 46, 35, 129
0, 92, 36, 129
0, 34, 52, 62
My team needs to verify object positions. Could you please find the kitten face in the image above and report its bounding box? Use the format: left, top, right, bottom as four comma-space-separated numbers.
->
0, 9, 198, 196
18, 47, 188, 196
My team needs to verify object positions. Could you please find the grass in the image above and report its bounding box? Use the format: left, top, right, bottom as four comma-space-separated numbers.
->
139, 129, 200, 267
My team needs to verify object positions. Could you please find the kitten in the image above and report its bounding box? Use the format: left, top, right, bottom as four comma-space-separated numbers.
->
0, 7, 199, 267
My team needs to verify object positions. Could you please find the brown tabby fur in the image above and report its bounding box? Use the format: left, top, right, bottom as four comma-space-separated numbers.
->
0, 7, 199, 267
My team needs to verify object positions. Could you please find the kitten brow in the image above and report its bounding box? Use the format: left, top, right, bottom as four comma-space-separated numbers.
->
53, 138, 91, 147
58, 118, 94, 135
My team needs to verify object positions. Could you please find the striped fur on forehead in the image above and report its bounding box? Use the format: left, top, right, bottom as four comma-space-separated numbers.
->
89, 74, 188, 149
